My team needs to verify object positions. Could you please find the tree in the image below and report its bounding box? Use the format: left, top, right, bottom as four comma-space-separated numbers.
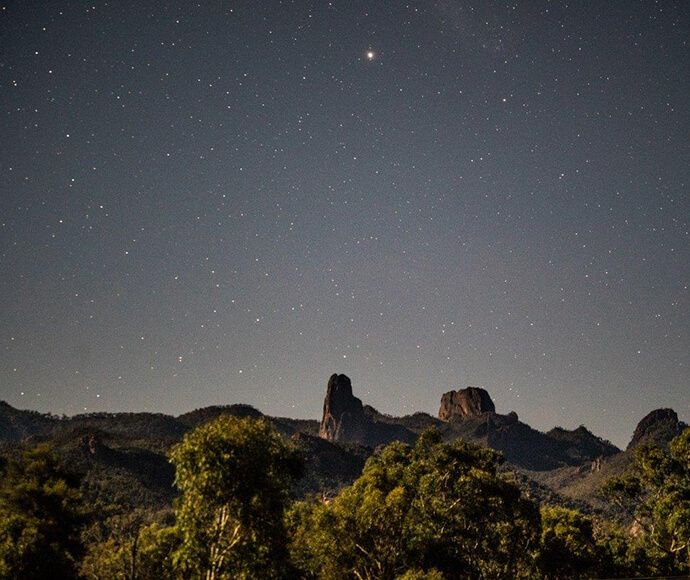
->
134, 522, 181, 579
79, 509, 180, 580
288, 429, 540, 579
602, 427, 690, 575
169, 415, 303, 579
538, 507, 600, 579
0, 443, 85, 579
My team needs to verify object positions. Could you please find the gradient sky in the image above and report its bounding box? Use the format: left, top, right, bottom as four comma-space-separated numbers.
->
1, 1, 688, 447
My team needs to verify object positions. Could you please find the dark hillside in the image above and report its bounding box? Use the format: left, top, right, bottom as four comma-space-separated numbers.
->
0, 386, 684, 521
527, 408, 687, 511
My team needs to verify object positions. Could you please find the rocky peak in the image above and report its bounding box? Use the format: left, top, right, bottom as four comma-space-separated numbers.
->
319, 374, 365, 442
439, 387, 496, 422
628, 408, 683, 450
318, 374, 416, 447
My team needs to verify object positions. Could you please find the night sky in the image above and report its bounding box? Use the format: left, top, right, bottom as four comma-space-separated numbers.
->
1, 1, 688, 447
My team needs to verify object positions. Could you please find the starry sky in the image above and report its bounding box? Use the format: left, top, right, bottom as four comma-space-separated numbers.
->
1, 1, 689, 447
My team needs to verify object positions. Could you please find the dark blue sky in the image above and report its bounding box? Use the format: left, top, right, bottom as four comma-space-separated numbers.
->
1, 1, 688, 446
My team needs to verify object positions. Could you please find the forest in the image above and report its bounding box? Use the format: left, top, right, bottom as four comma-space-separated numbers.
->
0, 412, 689, 579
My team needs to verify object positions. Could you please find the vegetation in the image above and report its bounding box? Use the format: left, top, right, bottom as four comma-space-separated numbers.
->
0, 444, 85, 579
602, 427, 690, 576
288, 430, 540, 578
79, 512, 180, 580
0, 412, 688, 578
170, 415, 303, 579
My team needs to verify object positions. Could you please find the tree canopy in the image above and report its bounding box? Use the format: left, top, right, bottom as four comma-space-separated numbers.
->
289, 429, 540, 579
170, 415, 303, 579
602, 426, 690, 576
0, 444, 85, 579
1, 419, 688, 579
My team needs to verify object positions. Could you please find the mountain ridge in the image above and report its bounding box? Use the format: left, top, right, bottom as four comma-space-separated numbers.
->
0, 374, 685, 513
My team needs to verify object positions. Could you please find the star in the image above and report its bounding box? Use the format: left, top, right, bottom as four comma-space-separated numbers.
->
0, 0, 686, 450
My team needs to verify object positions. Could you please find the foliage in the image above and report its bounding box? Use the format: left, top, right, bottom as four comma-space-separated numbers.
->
591, 517, 648, 578
4, 412, 689, 578
602, 426, 690, 575
538, 506, 608, 579
0, 443, 85, 579
395, 569, 444, 580
79, 510, 180, 580
170, 415, 303, 579
288, 429, 540, 579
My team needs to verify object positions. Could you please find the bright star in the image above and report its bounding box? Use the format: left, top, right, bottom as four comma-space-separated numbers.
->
366, 50, 375, 60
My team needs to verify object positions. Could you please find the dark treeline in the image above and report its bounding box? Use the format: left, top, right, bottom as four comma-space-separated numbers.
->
0, 415, 689, 579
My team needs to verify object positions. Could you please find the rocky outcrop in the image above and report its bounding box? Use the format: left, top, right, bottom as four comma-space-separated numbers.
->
79, 433, 106, 457
319, 374, 416, 447
438, 387, 496, 421
320, 374, 366, 442
435, 388, 621, 471
627, 408, 684, 450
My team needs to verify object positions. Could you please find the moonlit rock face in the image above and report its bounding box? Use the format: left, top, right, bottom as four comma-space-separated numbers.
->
319, 374, 365, 442
318, 374, 417, 447
438, 387, 496, 421
627, 408, 683, 450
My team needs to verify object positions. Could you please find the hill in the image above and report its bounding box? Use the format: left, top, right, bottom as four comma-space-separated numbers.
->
0, 374, 685, 520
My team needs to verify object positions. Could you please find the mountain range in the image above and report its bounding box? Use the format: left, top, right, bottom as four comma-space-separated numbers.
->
0, 374, 686, 516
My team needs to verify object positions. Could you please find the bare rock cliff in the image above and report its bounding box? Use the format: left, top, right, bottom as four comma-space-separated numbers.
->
439, 387, 496, 421
319, 374, 366, 442
627, 408, 684, 450
319, 374, 416, 447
